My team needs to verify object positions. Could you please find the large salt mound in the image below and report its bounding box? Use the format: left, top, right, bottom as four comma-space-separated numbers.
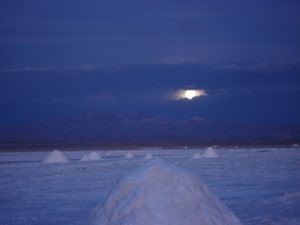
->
89, 159, 242, 225
203, 147, 219, 158
43, 149, 69, 163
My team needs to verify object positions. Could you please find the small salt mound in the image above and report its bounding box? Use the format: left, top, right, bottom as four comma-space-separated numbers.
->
43, 149, 69, 163
124, 152, 134, 158
144, 153, 153, 160
80, 154, 90, 162
105, 152, 112, 156
80, 152, 101, 162
89, 159, 242, 225
192, 152, 202, 159
88, 151, 101, 160
203, 146, 219, 158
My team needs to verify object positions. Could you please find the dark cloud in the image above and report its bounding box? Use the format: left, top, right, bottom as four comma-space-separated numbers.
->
0, 61, 299, 126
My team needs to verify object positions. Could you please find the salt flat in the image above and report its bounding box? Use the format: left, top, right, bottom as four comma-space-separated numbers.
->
0, 147, 299, 225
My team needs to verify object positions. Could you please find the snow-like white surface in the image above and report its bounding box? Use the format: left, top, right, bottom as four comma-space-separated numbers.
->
203, 147, 219, 158
192, 152, 202, 159
43, 150, 69, 163
89, 159, 242, 225
1, 148, 300, 225
144, 153, 153, 160
124, 152, 134, 158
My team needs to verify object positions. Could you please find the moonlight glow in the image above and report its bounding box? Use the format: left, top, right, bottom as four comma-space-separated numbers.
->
185, 90, 197, 100
171, 89, 207, 100
176, 89, 207, 100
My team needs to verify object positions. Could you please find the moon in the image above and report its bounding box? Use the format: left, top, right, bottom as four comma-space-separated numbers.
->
172, 88, 207, 100
185, 90, 197, 100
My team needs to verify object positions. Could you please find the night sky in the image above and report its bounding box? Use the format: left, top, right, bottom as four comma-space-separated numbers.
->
0, 0, 300, 146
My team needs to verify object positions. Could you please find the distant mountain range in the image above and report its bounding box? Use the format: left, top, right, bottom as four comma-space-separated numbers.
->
0, 113, 299, 149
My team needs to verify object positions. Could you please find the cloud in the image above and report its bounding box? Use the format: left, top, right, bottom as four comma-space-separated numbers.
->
0, 65, 98, 73
220, 60, 300, 71
87, 93, 116, 102
0, 67, 50, 72
175, 117, 207, 125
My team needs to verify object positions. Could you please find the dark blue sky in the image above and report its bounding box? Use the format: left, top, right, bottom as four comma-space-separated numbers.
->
0, 0, 300, 144
1, 1, 300, 68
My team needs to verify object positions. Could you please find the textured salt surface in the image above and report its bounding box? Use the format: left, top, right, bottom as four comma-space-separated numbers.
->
89, 159, 242, 225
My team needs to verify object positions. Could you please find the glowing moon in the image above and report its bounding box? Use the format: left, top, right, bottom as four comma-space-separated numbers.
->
172, 88, 207, 100
185, 90, 197, 100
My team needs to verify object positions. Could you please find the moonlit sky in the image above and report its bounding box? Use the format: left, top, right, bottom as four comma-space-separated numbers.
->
0, 0, 300, 145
